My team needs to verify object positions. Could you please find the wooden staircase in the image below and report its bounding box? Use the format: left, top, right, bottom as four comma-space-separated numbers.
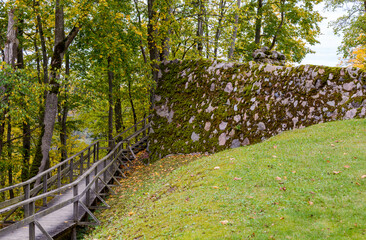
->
0, 116, 151, 240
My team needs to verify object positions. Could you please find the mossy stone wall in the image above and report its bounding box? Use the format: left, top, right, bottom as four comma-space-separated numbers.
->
149, 59, 366, 160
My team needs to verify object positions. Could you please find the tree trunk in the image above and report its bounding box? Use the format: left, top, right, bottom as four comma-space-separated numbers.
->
7, 117, 14, 198
33, 0, 49, 84
17, 16, 30, 182
34, 29, 41, 83
254, 0, 263, 46
1, 9, 17, 161
269, 0, 285, 51
128, 76, 137, 132
107, 57, 114, 150
133, 0, 148, 63
148, 0, 159, 110
114, 84, 124, 135
59, 52, 69, 162
31, 1, 80, 177
196, 0, 204, 55
214, 0, 226, 59
205, 12, 210, 58
4, 9, 17, 68
228, 0, 241, 60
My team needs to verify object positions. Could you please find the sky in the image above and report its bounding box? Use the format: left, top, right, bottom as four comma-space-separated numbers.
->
300, 3, 344, 67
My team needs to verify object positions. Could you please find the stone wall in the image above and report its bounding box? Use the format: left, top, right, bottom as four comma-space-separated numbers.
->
149, 59, 366, 160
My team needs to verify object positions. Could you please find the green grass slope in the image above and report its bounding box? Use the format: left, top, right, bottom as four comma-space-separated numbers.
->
83, 119, 366, 240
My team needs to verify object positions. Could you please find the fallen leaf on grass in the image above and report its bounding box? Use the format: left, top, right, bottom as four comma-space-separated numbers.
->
234, 177, 242, 180
213, 186, 219, 189
273, 145, 277, 149
308, 201, 314, 205
361, 175, 366, 179
344, 165, 350, 169
356, 182, 361, 186
292, 171, 296, 173
272, 155, 277, 158
214, 166, 220, 170
280, 217, 284, 220
128, 211, 134, 216
280, 187, 286, 191
333, 171, 341, 174
220, 220, 229, 225
276, 176, 282, 180
331, 144, 335, 147
247, 196, 254, 199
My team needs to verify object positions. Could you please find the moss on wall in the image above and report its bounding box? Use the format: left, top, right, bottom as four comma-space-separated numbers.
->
149, 60, 366, 160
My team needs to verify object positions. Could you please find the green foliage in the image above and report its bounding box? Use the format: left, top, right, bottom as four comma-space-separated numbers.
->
326, 0, 366, 59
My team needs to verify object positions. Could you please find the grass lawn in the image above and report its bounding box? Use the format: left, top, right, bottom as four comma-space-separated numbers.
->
82, 119, 366, 240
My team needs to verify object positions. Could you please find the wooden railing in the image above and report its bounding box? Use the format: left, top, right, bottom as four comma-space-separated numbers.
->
0, 115, 151, 239
0, 140, 103, 214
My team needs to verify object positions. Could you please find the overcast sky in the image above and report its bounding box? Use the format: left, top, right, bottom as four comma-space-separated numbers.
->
300, 3, 344, 67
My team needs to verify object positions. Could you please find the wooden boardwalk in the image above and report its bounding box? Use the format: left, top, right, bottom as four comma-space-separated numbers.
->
0, 117, 150, 240
0, 161, 111, 240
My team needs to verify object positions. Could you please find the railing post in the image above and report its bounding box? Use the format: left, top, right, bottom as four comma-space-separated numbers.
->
87, 148, 91, 168
57, 166, 61, 189
143, 118, 146, 138
43, 174, 47, 206
103, 158, 107, 182
93, 144, 96, 163
94, 167, 98, 194
25, 184, 35, 240
97, 141, 100, 161
73, 184, 79, 224
80, 152, 84, 175
70, 159, 74, 183
29, 202, 35, 240
86, 174, 90, 207
24, 183, 30, 218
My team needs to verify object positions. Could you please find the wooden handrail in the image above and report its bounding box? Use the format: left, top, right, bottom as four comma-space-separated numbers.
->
0, 141, 100, 194
0, 114, 151, 239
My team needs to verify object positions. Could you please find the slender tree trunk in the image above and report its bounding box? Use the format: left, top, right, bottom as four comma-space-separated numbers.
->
4, 10, 17, 68
107, 57, 114, 150
17, 16, 30, 182
59, 52, 69, 162
228, 0, 241, 60
7, 117, 14, 198
160, 9, 172, 61
128, 76, 137, 132
114, 84, 124, 135
31, 1, 80, 177
34, 30, 41, 83
33, 0, 49, 84
133, 0, 148, 63
254, 0, 263, 46
269, 0, 285, 51
214, 0, 226, 58
196, 0, 204, 55
148, 0, 159, 110
1, 9, 17, 162
205, 12, 210, 58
